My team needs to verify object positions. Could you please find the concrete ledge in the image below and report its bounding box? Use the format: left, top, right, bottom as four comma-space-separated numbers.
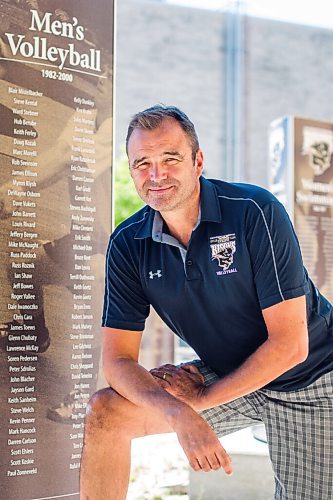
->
189, 454, 275, 500
189, 428, 275, 500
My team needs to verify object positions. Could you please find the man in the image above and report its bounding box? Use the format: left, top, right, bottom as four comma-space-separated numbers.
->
80, 105, 333, 500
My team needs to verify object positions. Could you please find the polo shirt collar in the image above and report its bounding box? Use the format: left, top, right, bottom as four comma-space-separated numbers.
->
199, 176, 222, 223
134, 207, 154, 239
134, 176, 222, 239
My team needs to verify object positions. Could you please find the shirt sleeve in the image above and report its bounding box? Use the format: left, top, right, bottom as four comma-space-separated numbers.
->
101, 235, 150, 331
245, 200, 310, 309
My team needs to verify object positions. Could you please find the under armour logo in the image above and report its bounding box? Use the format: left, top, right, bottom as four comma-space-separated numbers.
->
149, 270, 162, 279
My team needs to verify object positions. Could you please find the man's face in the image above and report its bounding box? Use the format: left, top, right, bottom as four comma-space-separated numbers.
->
127, 118, 203, 212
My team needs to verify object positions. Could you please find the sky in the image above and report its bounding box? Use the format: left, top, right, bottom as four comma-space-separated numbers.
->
167, 0, 333, 30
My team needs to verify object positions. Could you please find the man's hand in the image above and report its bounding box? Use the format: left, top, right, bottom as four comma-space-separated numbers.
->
150, 363, 206, 410
173, 405, 233, 474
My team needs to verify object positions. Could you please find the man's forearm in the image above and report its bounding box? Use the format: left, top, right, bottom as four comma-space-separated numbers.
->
104, 357, 192, 427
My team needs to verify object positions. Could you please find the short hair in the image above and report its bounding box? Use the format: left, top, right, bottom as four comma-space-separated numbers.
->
126, 104, 200, 161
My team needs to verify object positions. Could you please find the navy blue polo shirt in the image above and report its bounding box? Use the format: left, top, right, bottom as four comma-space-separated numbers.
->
102, 177, 333, 391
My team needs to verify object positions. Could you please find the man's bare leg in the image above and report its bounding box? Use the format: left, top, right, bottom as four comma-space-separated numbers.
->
80, 387, 173, 500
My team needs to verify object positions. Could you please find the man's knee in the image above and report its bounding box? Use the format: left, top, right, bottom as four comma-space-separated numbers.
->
83, 387, 170, 442
84, 387, 131, 438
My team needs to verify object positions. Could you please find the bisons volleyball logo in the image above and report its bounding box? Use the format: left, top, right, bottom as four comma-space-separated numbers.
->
210, 234, 237, 273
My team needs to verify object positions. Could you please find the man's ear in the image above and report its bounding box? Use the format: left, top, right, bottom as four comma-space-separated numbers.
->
195, 148, 204, 176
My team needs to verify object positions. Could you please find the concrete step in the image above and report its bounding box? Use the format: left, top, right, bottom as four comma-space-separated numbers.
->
189, 427, 275, 500
189, 454, 275, 500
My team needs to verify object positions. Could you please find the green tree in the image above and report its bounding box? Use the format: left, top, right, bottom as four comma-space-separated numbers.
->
114, 150, 144, 228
